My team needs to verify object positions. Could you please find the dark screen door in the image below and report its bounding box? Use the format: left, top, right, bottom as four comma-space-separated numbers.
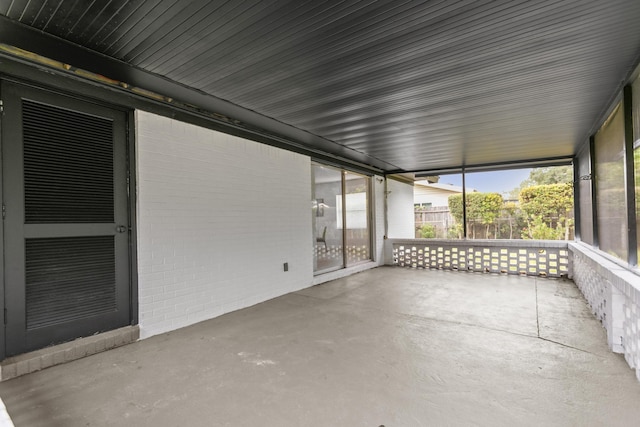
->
2, 82, 131, 356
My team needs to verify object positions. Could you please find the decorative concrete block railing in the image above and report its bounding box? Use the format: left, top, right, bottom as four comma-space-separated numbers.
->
569, 243, 640, 381
389, 239, 570, 278
314, 245, 370, 264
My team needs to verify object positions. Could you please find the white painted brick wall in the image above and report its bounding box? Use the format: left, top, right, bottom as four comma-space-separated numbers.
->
135, 111, 313, 339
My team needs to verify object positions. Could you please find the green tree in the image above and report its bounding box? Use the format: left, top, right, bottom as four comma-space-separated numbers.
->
501, 201, 519, 239
509, 165, 572, 199
523, 166, 572, 186
448, 194, 464, 238
448, 192, 503, 239
519, 183, 573, 240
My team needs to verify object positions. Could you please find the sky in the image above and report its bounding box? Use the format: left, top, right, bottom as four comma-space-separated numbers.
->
438, 168, 532, 196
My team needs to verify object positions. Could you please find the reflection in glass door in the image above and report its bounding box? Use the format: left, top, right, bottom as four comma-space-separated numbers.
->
343, 172, 370, 265
312, 164, 344, 273
312, 163, 372, 274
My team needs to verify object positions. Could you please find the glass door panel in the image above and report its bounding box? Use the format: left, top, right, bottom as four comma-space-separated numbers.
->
312, 164, 343, 273
343, 172, 371, 266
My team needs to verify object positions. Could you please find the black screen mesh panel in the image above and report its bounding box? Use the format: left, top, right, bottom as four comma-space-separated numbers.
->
26, 236, 116, 330
23, 100, 114, 223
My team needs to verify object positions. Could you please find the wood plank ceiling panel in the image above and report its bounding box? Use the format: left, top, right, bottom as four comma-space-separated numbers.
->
1, 0, 640, 172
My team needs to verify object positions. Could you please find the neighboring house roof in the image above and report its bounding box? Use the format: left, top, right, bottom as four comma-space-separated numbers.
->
414, 180, 477, 193
414, 180, 464, 194
414, 181, 478, 207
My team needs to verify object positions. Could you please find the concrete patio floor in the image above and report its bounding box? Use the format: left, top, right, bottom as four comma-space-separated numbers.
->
1, 266, 640, 426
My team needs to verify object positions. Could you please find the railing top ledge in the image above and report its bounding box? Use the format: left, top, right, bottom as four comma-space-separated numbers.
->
388, 238, 570, 249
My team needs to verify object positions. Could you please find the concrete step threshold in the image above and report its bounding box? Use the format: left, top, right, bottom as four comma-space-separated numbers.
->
0, 325, 139, 382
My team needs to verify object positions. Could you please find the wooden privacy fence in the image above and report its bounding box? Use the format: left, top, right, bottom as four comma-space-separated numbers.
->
414, 206, 454, 238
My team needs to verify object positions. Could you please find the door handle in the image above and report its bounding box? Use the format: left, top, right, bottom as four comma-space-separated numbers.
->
116, 225, 128, 233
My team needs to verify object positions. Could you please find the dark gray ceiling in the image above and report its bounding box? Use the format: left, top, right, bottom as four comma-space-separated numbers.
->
1, 0, 640, 173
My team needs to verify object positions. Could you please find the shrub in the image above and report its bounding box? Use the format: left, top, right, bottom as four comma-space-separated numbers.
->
419, 224, 436, 238
519, 183, 573, 240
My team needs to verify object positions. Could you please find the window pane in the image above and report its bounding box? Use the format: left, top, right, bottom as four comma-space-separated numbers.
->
414, 173, 463, 238
464, 167, 574, 240
343, 172, 371, 265
465, 170, 525, 240
595, 103, 628, 260
577, 148, 594, 244
633, 76, 640, 260
312, 164, 343, 272
636, 142, 640, 261
417, 167, 575, 241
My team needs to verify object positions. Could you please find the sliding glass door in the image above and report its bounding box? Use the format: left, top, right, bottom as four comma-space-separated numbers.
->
312, 163, 371, 274
343, 172, 370, 265
312, 164, 344, 272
